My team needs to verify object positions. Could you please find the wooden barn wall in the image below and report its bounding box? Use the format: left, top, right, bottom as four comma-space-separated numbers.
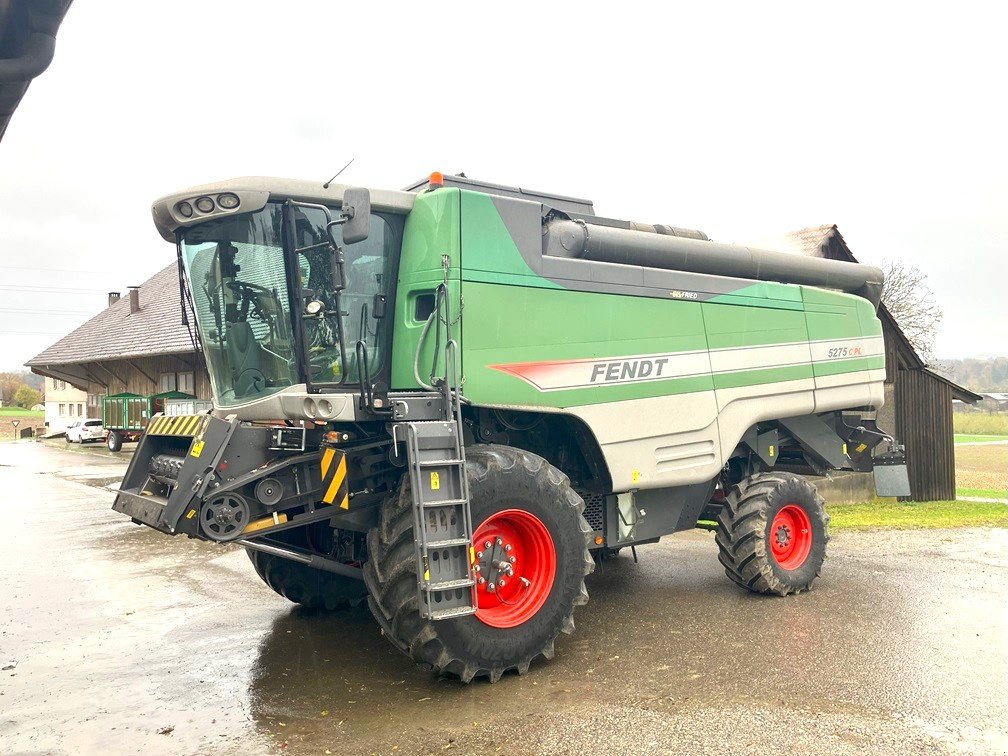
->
895, 368, 955, 501
79, 354, 211, 401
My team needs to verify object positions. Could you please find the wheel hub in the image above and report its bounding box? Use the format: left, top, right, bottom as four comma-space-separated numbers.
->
768, 504, 812, 570
471, 509, 556, 628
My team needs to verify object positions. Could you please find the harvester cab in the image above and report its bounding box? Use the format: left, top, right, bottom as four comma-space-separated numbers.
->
113, 172, 909, 682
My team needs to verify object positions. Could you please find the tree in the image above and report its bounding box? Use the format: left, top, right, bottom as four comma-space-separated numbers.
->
0, 372, 23, 404
880, 260, 943, 362
13, 385, 41, 409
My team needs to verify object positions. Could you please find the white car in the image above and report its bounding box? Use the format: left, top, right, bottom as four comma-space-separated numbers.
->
65, 419, 107, 444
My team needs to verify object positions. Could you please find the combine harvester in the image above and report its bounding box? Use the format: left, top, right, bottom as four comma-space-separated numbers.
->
113, 173, 908, 682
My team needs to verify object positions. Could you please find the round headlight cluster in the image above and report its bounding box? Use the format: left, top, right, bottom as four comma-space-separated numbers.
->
176, 193, 242, 220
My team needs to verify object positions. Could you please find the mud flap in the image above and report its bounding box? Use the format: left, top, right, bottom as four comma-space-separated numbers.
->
873, 444, 911, 498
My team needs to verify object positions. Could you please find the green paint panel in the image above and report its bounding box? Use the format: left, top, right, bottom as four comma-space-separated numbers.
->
702, 299, 812, 350
391, 189, 462, 390
814, 355, 886, 377
461, 281, 712, 408
713, 364, 813, 390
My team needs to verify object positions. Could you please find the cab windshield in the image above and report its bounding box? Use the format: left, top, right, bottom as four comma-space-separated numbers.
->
180, 201, 396, 407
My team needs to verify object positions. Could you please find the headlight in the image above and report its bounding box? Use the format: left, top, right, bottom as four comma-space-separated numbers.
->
217, 193, 240, 210
177, 201, 193, 218
195, 196, 215, 213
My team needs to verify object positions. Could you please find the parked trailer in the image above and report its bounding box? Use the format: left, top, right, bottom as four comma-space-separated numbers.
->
103, 391, 202, 451
113, 173, 909, 682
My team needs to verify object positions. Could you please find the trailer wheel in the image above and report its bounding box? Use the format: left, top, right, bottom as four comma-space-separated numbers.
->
364, 444, 593, 683
107, 430, 122, 452
715, 472, 828, 596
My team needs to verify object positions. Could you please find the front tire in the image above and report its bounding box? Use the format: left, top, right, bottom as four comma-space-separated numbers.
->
107, 430, 122, 452
715, 472, 828, 596
245, 526, 367, 610
364, 445, 593, 683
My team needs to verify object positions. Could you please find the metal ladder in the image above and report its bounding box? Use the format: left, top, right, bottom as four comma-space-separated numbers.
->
399, 334, 477, 620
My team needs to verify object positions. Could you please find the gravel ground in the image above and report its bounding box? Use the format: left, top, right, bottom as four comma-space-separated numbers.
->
1, 442, 1006, 755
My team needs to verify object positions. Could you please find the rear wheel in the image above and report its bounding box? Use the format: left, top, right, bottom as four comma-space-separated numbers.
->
715, 472, 828, 596
245, 526, 367, 611
364, 445, 593, 682
107, 430, 122, 452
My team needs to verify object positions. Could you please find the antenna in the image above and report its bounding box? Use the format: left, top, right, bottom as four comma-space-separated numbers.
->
323, 158, 355, 189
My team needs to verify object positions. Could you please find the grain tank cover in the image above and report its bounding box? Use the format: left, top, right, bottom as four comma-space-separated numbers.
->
543, 217, 884, 306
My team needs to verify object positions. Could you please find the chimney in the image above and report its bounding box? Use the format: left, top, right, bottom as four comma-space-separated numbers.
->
108, 291, 121, 307
128, 286, 140, 314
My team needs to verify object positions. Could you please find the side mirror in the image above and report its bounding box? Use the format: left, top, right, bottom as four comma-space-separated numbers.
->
340, 187, 371, 244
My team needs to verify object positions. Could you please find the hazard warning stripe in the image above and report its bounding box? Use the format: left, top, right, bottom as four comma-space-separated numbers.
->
320, 450, 347, 505
146, 414, 208, 437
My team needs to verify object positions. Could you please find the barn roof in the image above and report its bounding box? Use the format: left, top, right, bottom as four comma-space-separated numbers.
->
26, 262, 196, 367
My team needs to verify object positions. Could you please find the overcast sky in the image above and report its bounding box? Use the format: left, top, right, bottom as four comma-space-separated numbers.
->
1, 1, 1004, 370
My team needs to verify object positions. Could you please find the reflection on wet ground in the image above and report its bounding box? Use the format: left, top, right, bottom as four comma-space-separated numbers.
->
1, 442, 1006, 754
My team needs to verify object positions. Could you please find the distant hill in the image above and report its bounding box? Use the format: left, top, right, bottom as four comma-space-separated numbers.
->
935, 357, 1008, 392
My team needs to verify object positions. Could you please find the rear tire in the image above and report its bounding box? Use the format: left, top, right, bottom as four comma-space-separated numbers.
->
245, 527, 367, 610
363, 444, 593, 683
107, 430, 122, 452
715, 472, 828, 596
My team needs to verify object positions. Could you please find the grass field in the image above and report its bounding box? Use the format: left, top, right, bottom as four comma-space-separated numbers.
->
0, 407, 43, 417
828, 499, 1008, 530
955, 433, 1008, 444
953, 411, 1008, 435
956, 487, 1008, 501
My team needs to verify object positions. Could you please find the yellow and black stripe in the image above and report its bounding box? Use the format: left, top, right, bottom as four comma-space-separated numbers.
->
319, 446, 349, 509
146, 414, 210, 437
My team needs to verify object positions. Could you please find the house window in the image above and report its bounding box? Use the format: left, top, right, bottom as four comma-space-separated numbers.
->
55, 379, 65, 390
178, 372, 194, 394
78, 403, 84, 417
59, 403, 66, 416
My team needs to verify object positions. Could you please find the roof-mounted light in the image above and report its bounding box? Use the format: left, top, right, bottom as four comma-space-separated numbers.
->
427, 171, 444, 189
177, 201, 193, 218
217, 192, 240, 210
194, 196, 215, 213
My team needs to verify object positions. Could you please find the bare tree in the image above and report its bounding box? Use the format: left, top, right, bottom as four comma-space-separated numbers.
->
880, 260, 943, 361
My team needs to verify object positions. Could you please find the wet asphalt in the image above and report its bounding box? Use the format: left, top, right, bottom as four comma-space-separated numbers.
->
0, 441, 1006, 756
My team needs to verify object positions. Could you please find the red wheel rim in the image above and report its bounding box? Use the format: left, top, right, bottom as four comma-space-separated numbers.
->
769, 504, 812, 570
471, 509, 556, 628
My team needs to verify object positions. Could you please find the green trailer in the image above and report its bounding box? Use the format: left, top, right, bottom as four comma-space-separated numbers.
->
112, 172, 909, 682
102, 391, 196, 451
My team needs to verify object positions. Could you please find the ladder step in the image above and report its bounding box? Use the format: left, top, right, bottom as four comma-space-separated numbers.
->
422, 498, 468, 508
428, 605, 477, 621
427, 537, 471, 549
417, 458, 464, 467
426, 578, 475, 591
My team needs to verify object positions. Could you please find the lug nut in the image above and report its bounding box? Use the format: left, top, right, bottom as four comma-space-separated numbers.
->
495, 537, 503, 546
484, 541, 492, 549
509, 556, 516, 563
478, 577, 485, 585
476, 551, 483, 559
499, 579, 506, 587
474, 565, 481, 573
488, 583, 495, 592
504, 544, 512, 552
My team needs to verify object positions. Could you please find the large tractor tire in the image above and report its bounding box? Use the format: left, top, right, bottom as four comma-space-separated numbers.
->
364, 445, 594, 683
245, 527, 367, 611
715, 472, 829, 596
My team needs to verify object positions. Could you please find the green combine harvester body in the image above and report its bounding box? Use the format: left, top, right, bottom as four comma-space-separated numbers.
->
113, 172, 907, 682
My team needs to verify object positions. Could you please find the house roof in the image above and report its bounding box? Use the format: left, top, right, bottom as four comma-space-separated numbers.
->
0, 0, 73, 143
26, 262, 197, 367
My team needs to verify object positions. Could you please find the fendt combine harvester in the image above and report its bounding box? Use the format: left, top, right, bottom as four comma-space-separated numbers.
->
114, 173, 908, 682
